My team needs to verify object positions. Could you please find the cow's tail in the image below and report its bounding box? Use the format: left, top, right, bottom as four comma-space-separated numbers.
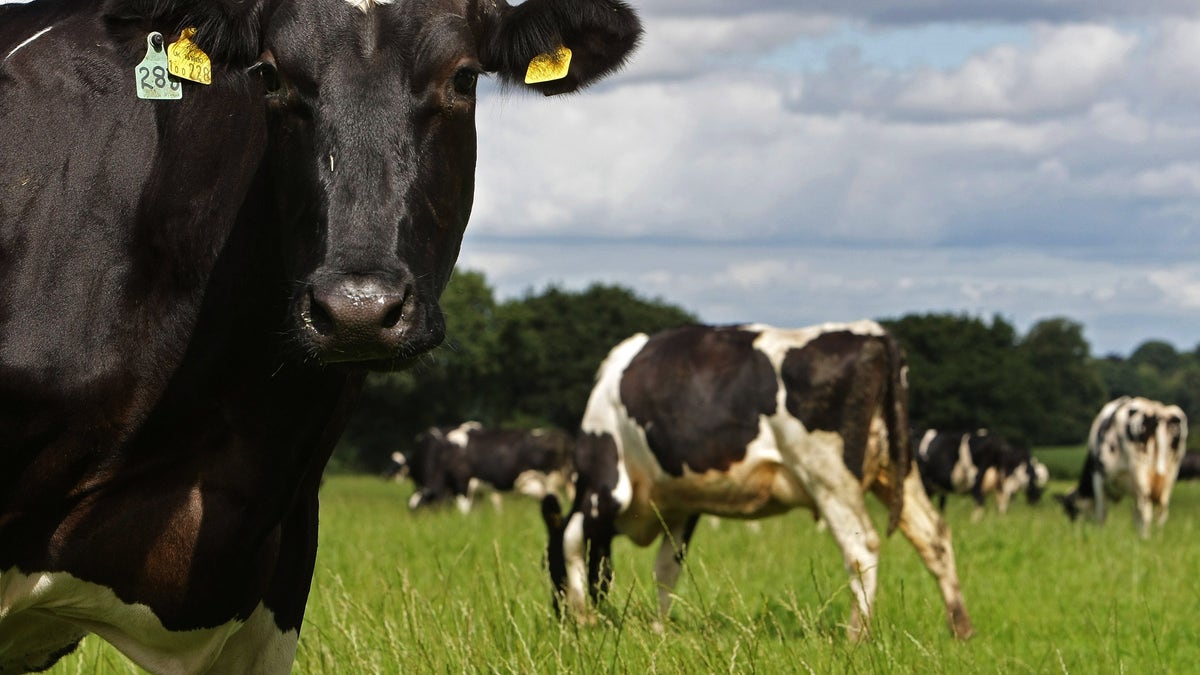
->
883, 331, 912, 535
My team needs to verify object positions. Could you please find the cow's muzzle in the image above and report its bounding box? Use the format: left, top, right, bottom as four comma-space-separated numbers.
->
298, 272, 443, 366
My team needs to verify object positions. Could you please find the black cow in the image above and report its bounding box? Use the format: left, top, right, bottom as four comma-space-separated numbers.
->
542, 322, 974, 640
0, 0, 641, 671
395, 422, 573, 512
1178, 451, 1200, 481
916, 429, 1048, 519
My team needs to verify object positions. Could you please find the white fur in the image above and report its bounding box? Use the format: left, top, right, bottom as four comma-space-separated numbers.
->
344, 0, 393, 11
0, 569, 295, 673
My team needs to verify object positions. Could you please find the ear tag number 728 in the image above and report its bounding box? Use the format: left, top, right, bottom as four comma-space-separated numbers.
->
134, 32, 182, 100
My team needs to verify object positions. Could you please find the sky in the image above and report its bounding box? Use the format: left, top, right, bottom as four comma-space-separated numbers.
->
462, 0, 1200, 357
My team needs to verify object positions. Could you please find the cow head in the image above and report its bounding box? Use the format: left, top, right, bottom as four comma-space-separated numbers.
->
259, 0, 641, 367
1024, 456, 1049, 504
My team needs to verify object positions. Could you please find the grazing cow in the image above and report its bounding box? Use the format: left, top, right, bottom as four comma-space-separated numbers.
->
972, 437, 1048, 515
1059, 397, 1189, 538
0, 0, 641, 672
915, 430, 980, 511
395, 422, 573, 513
542, 322, 974, 640
916, 429, 1048, 519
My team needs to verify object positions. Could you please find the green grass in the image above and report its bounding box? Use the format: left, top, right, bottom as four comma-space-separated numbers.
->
47, 471, 1200, 673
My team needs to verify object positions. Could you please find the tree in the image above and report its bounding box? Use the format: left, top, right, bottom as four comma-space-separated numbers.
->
882, 313, 1039, 442
1017, 318, 1106, 444
491, 283, 697, 430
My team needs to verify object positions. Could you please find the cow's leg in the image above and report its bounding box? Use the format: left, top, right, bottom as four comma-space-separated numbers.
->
1154, 489, 1173, 527
1090, 470, 1107, 523
876, 467, 974, 640
651, 514, 700, 633
1133, 492, 1153, 539
970, 470, 990, 523
809, 490, 880, 641
560, 511, 591, 619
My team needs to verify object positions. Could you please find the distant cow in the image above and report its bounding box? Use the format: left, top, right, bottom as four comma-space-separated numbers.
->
397, 422, 573, 513
917, 430, 1048, 519
542, 322, 974, 640
1179, 451, 1200, 481
1059, 397, 1189, 538
0, 0, 641, 671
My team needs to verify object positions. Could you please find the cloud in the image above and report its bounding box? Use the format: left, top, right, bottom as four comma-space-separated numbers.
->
466, 8, 1200, 357
639, 0, 1200, 24
894, 24, 1136, 117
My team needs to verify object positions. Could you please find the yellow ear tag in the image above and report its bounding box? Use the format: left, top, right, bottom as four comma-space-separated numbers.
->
524, 46, 572, 84
167, 27, 212, 85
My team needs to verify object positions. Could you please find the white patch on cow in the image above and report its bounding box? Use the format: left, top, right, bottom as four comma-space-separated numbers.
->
407, 492, 424, 510
748, 320, 886, 368
917, 429, 937, 460
1032, 458, 1050, 488
446, 421, 480, 448
4, 26, 53, 64
0, 569, 292, 673
344, 0, 393, 11
455, 477, 482, 514
205, 604, 297, 673
579, 332, 647, 526
513, 470, 550, 499
950, 434, 979, 493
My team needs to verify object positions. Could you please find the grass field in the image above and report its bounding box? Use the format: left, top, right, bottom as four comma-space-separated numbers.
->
48, 447, 1200, 673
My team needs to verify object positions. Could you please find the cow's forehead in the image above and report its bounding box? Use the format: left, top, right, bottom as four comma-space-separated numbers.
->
269, 0, 475, 64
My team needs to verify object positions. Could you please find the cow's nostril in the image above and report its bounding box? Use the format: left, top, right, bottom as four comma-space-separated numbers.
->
381, 302, 403, 329
308, 289, 336, 336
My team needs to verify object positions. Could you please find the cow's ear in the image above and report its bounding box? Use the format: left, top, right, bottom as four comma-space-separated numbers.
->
478, 0, 642, 96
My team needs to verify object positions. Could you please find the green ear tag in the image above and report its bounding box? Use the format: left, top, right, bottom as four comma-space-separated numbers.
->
134, 32, 182, 100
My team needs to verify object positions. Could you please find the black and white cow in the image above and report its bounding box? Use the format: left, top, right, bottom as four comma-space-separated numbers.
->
916, 429, 1048, 519
0, 0, 640, 671
542, 322, 974, 640
1059, 396, 1189, 538
394, 422, 573, 512
972, 435, 1048, 515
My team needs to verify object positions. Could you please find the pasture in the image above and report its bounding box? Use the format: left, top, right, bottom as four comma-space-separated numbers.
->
50, 448, 1200, 673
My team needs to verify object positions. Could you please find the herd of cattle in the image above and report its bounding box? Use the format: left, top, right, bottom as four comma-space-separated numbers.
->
0, 0, 1193, 672
395, 324, 1191, 644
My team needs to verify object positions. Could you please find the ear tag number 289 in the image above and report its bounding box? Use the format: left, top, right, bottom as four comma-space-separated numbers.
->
134, 32, 182, 100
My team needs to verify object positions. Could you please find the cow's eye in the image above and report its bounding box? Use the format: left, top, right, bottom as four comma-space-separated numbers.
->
452, 67, 479, 97
251, 60, 284, 95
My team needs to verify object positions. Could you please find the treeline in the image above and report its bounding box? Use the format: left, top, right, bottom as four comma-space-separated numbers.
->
333, 270, 1200, 471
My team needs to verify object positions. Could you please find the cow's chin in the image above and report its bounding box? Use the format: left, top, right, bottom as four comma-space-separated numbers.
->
291, 306, 446, 371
